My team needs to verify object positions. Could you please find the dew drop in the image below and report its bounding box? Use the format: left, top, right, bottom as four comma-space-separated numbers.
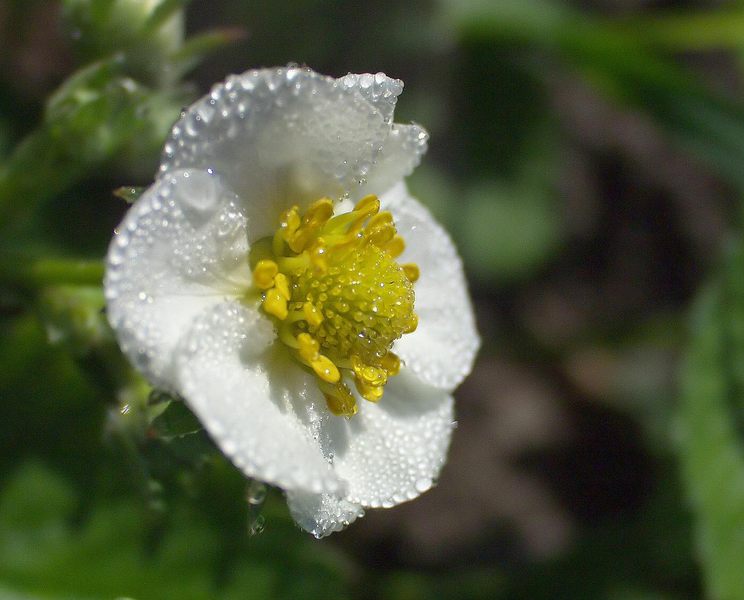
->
248, 514, 265, 536
415, 477, 432, 493
246, 480, 267, 505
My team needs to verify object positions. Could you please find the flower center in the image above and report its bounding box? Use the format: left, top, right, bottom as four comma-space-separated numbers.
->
249, 195, 419, 417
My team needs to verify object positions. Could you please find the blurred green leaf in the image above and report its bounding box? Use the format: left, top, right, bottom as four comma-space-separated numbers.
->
170, 28, 247, 79
459, 180, 561, 283
611, 9, 744, 51
142, 0, 190, 35
0, 58, 183, 235
443, 0, 744, 192
62, 0, 185, 85
678, 238, 744, 600
0, 462, 352, 600
36, 285, 111, 354
113, 186, 147, 204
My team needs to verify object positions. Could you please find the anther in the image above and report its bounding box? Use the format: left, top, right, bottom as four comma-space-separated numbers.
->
402, 263, 420, 283
354, 194, 380, 216
351, 355, 387, 387
404, 313, 418, 333
355, 379, 384, 403
297, 333, 340, 383
303, 301, 324, 327
253, 259, 278, 290
385, 235, 405, 258
274, 273, 291, 300
380, 352, 401, 376
321, 381, 358, 417
308, 239, 328, 273
264, 288, 289, 320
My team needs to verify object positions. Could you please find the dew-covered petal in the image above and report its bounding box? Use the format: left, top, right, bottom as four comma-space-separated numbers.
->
286, 490, 364, 538
105, 168, 251, 389
383, 184, 480, 390
160, 66, 397, 240
358, 123, 429, 198
315, 369, 454, 509
175, 302, 343, 495
337, 72, 404, 123
335, 73, 428, 197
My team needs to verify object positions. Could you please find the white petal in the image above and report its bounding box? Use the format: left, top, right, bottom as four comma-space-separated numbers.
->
105, 169, 251, 388
359, 123, 429, 198
286, 490, 364, 538
335, 73, 428, 196
160, 67, 395, 239
383, 184, 480, 390
337, 72, 404, 123
316, 369, 454, 508
175, 302, 343, 495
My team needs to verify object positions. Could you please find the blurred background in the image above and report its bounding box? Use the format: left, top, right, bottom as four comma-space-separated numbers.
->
3, 0, 744, 598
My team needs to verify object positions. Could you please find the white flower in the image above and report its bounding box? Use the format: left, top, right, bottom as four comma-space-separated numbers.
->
104, 66, 479, 537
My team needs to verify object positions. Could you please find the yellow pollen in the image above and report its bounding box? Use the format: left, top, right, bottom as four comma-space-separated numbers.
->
251, 194, 420, 417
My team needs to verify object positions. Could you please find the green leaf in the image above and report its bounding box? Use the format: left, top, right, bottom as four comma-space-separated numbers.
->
0, 59, 181, 234
678, 238, 744, 600
443, 0, 744, 192
113, 186, 146, 204
0, 462, 352, 600
611, 8, 744, 51
169, 28, 246, 78
142, 0, 191, 35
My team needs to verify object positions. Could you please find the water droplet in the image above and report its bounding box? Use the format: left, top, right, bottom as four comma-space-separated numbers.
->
415, 477, 432, 493
248, 514, 265, 536
246, 480, 267, 505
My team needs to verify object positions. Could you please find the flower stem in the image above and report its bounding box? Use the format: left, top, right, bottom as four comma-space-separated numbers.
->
0, 255, 104, 288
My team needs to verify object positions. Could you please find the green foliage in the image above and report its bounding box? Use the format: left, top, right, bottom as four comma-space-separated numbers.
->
679, 240, 744, 600
444, 0, 744, 192
0, 463, 352, 600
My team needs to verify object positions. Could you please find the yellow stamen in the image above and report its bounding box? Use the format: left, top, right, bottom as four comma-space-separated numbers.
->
264, 288, 288, 320
402, 263, 420, 283
297, 333, 339, 383
252, 194, 418, 417
355, 194, 380, 215
351, 355, 388, 387
304, 198, 334, 226
380, 352, 401, 376
354, 378, 384, 403
253, 259, 279, 290
297, 333, 320, 361
311, 355, 341, 383
303, 301, 324, 327
274, 273, 291, 300
307, 239, 328, 273
367, 210, 393, 229
385, 235, 405, 258
320, 381, 358, 417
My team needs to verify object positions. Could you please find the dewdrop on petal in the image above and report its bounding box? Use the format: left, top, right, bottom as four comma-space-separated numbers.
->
105, 66, 479, 537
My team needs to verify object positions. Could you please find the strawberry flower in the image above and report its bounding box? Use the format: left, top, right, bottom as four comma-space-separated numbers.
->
105, 66, 479, 537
